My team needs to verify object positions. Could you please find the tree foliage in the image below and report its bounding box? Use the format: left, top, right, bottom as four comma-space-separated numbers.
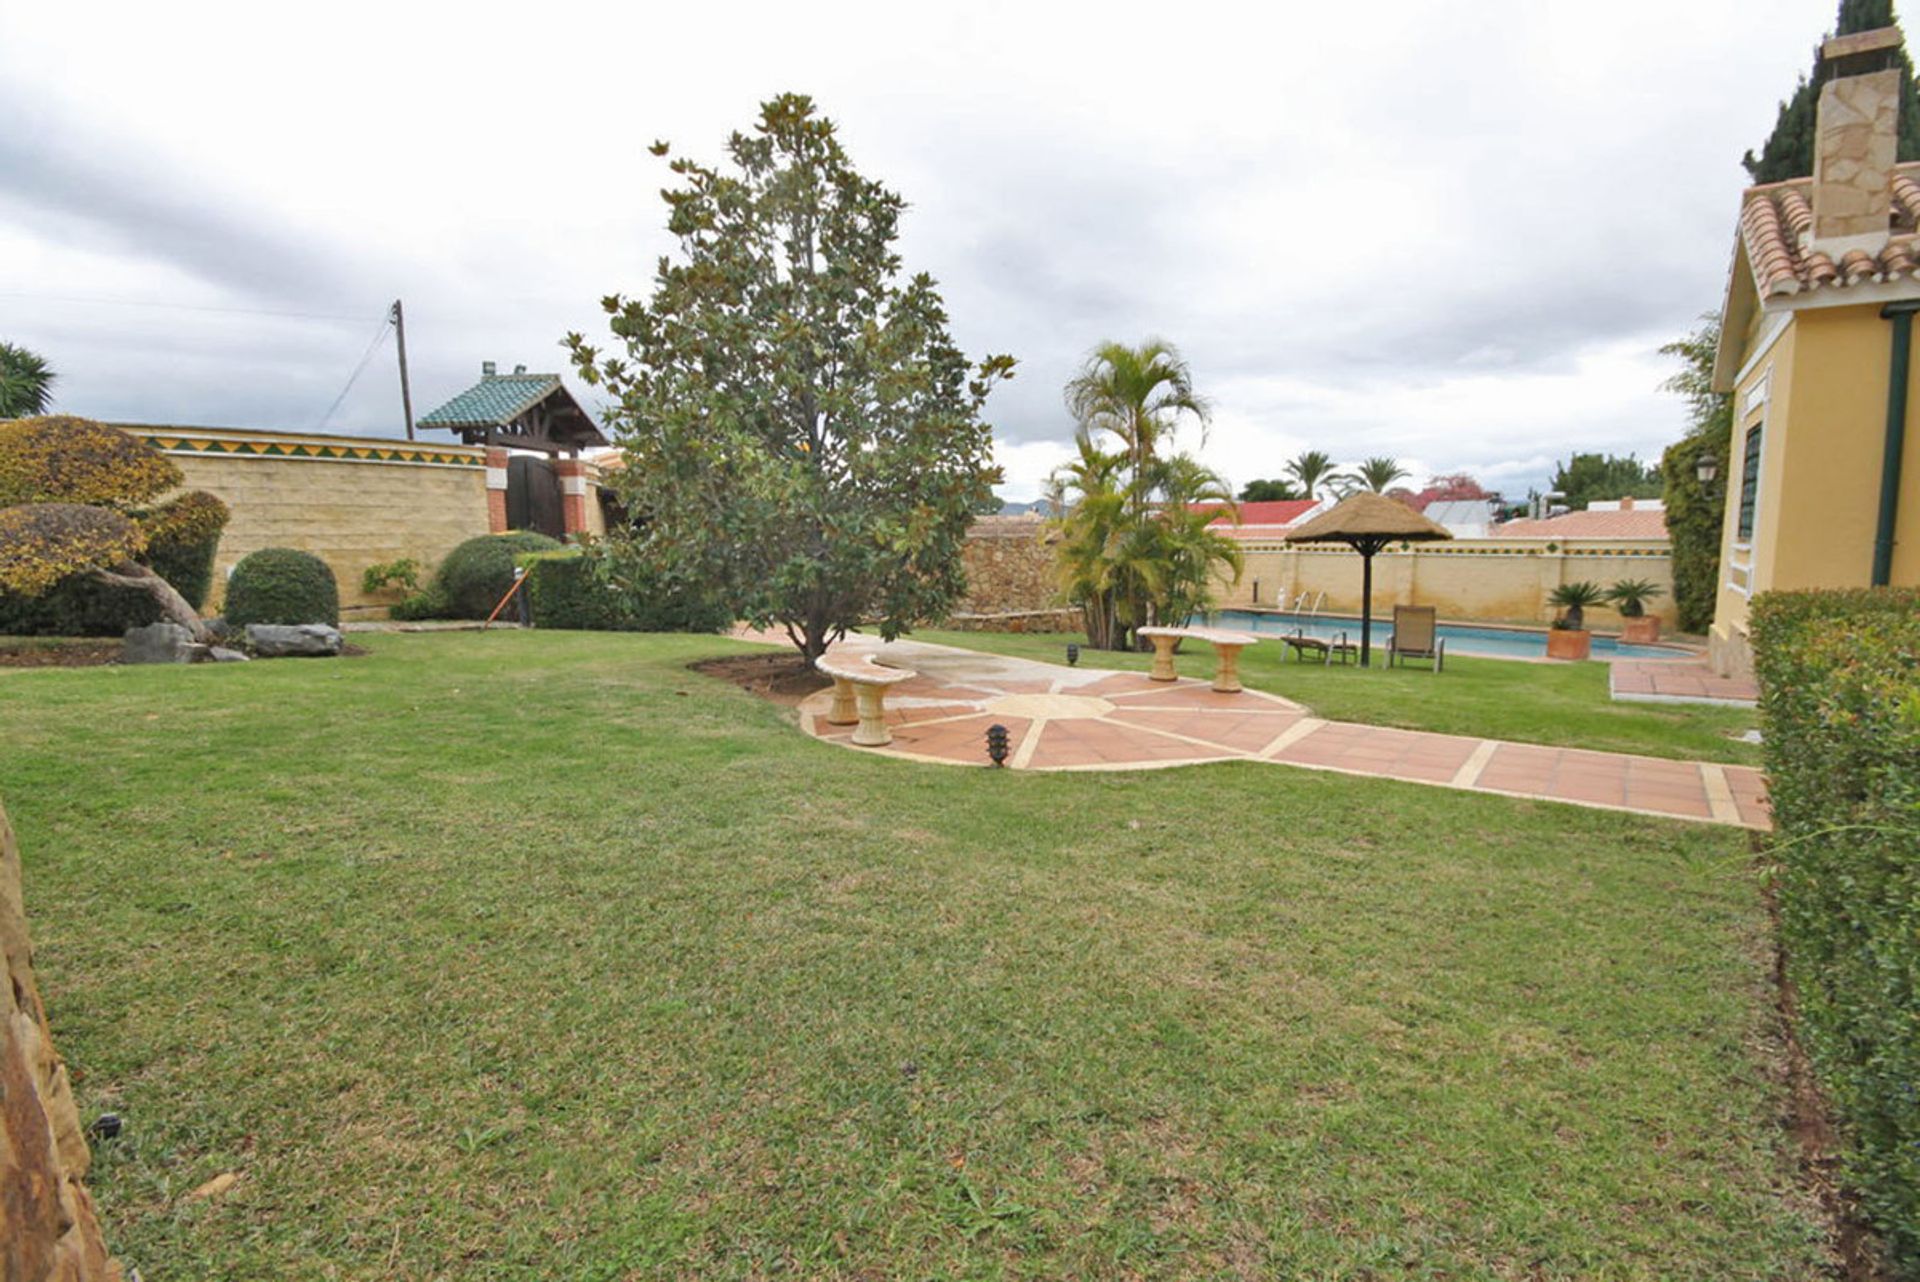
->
1744, 0, 1920, 183
0, 342, 54, 419
1052, 340, 1241, 650
1237, 478, 1300, 502
1659, 314, 1734, 633
0, 416, 219, 639
0, 505, 143, 597
1284, 449, 1340, 499
1352, 456, 1409, 493
1549, 452, 1663, 512
566, 94, 1013, 661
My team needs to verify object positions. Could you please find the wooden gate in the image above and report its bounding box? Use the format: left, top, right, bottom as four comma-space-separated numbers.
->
505, 455, 565, 539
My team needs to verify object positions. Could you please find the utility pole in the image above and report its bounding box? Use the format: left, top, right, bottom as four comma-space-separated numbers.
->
391, 299, 416, 441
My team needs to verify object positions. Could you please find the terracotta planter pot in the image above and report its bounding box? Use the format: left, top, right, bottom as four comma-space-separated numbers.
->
1546, 628, 1592, 661
1620, 615, 1661, 645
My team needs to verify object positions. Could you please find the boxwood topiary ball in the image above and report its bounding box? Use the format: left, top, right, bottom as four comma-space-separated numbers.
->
223, 547, 340, 627
434, 531, 563, 619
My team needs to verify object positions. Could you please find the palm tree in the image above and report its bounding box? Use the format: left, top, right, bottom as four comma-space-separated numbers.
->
0, 343, 54, 418
1354, 455, 1409, 493
1284, 449, 1339, 499
1065, 339, 1210, 514
1147, 455, 1244, 626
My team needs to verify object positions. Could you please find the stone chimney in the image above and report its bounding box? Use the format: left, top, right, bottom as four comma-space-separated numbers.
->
481, 360, 497, 376
1620, 496, 1635, 511
1809, 26, 1905, 257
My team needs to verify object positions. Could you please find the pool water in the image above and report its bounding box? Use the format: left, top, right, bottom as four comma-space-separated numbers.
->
1202, 609, 1682, 662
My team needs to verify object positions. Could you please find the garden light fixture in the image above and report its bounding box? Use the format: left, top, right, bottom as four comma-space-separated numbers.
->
985, 723, 1010, 766
1066, 643, 1080, 666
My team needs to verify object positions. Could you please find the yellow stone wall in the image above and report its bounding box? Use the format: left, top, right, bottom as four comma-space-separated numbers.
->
125, 426, 491, 616
1221, 538, 1678, 630
1711, 302, 1920, 676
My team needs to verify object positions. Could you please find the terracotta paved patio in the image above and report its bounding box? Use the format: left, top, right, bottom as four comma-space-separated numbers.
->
780, 636, 1770, 830
1610, 658, 1758, 707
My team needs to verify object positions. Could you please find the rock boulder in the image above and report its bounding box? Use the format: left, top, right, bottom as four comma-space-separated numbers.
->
243, 623, 343, 658
121, 622, 205, 665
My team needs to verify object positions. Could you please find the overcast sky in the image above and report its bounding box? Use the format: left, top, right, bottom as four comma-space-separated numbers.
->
0, 1, 1830, 499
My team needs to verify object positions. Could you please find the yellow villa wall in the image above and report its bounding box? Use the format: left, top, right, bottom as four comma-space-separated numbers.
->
1711, 303, 1920, 676
1219, 538, 1678, 630
126, 426, 491, 616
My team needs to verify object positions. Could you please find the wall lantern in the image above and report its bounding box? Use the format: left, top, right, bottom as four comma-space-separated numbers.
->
1695, 452, 1719, 485
985, 723, 1011, 766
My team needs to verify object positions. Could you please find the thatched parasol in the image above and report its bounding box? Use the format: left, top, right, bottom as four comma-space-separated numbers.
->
1284, 492, 1453, 667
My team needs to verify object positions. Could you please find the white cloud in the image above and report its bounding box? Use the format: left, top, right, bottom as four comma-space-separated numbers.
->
0, 0, 1815, 497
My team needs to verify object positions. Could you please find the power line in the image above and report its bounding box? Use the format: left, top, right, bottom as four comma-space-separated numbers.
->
0, 291, 374, 323
314, 315, 394, 431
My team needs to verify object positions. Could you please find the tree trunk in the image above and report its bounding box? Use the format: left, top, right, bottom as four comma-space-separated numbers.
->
91, 562, 212, 643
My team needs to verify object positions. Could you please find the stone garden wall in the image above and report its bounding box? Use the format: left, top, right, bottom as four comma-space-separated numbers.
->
956, 516, 1063, 624
1, 799, 121, 1282
121, 425, 491, 618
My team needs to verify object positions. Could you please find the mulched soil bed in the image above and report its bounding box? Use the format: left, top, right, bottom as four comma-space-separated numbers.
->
0, 640, 123, 668
0, 640, 369, 669
689, 651, 830, 708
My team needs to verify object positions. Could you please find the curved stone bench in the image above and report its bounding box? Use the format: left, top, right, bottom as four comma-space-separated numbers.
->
815, 653, 916, 747
1135, 626, 1262, 693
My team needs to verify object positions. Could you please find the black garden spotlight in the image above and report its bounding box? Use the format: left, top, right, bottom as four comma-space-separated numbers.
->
1066, 643, 1080, 667
985, 723, 1011, 767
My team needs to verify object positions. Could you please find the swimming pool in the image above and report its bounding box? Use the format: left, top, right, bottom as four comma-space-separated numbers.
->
1201, 608, 1684, 662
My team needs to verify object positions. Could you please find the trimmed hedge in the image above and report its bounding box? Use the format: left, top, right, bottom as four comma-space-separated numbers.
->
434, 532, 562, 619
1752, 587, 1920, 1264
522, 549, 730, 633
223, 548, 340, 627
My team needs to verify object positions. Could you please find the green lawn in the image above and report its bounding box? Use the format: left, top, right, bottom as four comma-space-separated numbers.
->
913, 628, 1762, 766
0, 632, 1821, 1279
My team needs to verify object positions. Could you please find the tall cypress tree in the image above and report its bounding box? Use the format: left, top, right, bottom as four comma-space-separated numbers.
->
1743, 0, 1920, 182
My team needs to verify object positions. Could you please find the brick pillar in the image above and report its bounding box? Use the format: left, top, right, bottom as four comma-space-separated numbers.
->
485, 447, 510, 533
554, 457, 590, 537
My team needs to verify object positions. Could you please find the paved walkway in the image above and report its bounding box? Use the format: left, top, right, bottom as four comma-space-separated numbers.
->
783, 636, 1770, 830
1610, 658, 1758, 707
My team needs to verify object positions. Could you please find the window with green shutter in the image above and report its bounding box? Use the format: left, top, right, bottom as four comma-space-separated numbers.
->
1737, 424, 1763, 542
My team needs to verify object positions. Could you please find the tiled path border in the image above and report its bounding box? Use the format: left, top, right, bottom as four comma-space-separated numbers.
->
779, 636, 1771, 830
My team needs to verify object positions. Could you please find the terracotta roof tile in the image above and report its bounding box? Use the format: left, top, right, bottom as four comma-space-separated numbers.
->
1493, 509, 1668, 540
1738, 163, 1920, 299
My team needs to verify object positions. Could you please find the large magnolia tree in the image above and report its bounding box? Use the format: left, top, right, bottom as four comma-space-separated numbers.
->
0, 417, 225, 641
566, 94, 1014, 661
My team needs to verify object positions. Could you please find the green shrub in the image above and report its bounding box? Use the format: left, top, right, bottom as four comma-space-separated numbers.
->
1751, 587, 1920, 1265
433, 532, 562, 619
361, 557, 422, 597
388, 587, 448, 622
521, 549, 730, 633
1662, 430, 1729, 633
224, 548, 340, 627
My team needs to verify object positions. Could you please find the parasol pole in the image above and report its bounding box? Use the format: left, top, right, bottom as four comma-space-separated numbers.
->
1358, 541, 1374, 667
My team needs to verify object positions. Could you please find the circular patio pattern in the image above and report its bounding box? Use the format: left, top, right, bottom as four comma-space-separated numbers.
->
983, 693, 1114, 720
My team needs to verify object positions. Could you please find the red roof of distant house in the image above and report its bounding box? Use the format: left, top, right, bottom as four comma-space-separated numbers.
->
1495, 508, 1669, 540
1195, 499, 1320, 528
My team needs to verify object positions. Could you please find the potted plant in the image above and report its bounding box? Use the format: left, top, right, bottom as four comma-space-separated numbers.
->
1605, 578, 1666, 644
1546, 580, 1604, 660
